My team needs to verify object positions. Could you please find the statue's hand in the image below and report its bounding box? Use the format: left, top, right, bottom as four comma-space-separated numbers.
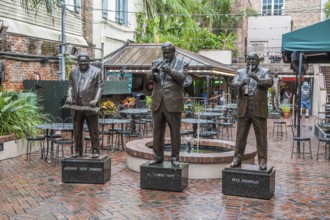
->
248, 73, 260, 82
65, 97, 74, 105
89, 100, 98, 107
241, 78, 249, 86
162, 63, 171, 74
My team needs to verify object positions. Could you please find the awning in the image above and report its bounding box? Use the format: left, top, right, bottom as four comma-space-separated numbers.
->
282, 19, 330, 63
103, 42, 235, 77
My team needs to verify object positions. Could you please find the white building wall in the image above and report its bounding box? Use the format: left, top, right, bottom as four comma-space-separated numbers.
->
0, 0, 86, 46
93, 0, 143, 59
248, 16, 291, 49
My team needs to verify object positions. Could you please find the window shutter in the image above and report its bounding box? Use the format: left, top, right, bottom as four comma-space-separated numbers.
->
124, 0, 128, 26
102, 0, 108, 19
115, 0, 120, 22
75, 0, 81, 13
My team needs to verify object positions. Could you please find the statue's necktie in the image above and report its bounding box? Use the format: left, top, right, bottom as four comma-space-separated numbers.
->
78, 73, 85, 98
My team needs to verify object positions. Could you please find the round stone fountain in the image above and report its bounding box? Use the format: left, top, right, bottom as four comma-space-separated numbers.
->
126, 138, 257, 179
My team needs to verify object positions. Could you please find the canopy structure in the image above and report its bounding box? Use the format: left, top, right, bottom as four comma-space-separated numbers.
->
103, 42, 235, 78
282, 19, 330, 64
281, 19, 330, 143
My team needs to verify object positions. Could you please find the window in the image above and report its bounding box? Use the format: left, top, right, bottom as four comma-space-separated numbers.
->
262, 0, 284, 16
116, 0, 128, 25
249, 41, 268, 54
66, 0, 80, 13
102, 0, 108, 19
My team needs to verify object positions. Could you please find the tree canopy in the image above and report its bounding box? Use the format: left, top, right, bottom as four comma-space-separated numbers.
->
20, 0, 62, 15
136, 0, 254, 53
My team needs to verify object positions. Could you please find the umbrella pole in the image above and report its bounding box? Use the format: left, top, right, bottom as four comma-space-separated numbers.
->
297, 52, 303, 151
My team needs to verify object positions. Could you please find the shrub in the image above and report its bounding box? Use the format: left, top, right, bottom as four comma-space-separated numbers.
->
0, 92, 49, 138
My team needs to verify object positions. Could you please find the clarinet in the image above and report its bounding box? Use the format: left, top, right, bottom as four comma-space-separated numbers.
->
244, 65, 251, 96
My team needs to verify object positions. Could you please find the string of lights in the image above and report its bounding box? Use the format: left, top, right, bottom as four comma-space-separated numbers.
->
64, 4, 327, 17
92, 18, 293, 32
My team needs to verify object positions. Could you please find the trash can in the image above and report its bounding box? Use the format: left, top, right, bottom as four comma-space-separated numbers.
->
133, 92, 146, 108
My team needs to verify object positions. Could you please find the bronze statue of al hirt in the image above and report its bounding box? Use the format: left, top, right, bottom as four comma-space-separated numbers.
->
230, 52, 273, 170
65, 53, 103, 158
147, 42, 189, 166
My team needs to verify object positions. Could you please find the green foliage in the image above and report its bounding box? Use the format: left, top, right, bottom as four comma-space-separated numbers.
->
281, 104, 291, 113
146, 96, 152, 109
0, 92, 50, 138
65, 56, 74, 80
192, 101, 203, 113
136, 0, 244, 53
325, 1, 330, 18
20, 0, 62, 15
198, 29, 238, 50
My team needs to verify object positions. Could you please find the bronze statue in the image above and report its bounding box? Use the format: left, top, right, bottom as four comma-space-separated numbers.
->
65, 53, 103, 158
271, 71, 281, 110
147, 42, 188, 166
230, 52, 273, 170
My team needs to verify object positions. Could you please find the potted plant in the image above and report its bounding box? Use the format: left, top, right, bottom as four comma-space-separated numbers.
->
100, 99, 117, 117
120, 96, 136, 109
0, 92, 49, 138
281, 104, 291, 118
0, 92, 50, 160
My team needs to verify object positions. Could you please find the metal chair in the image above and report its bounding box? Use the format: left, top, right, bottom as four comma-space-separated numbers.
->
218, 122, 233, 139
53, 117, 74, 163
315, 124, 330, 160
26, 136, 45, 160
272, 119, 288, 137
290, 116, 312, 159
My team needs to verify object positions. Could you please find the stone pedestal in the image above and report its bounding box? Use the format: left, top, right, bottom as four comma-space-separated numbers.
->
61, 155, 111, 184
222, 164, 275, 199
140, 161, 189, 192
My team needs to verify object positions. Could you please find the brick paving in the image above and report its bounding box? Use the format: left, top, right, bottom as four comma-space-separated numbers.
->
1, 116, 330, 219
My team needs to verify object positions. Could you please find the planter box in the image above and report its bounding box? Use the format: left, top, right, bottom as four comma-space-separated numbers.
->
0, 135, 38, 161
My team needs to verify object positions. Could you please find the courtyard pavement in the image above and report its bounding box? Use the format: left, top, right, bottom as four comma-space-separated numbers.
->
1, 116, 330, 219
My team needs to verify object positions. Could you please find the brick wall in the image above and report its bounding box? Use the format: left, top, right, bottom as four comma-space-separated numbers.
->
232, 0, 249, 61
1, 35, 60, 91
1, 0, 93, 92
81, 0, 94, 58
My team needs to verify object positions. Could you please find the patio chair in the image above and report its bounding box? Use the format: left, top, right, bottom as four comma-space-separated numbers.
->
290, 116, 312, 159
272, 118, 288, 137
316, 124, 330, 160
53, 117, 74, 163
26, 136, 45, 160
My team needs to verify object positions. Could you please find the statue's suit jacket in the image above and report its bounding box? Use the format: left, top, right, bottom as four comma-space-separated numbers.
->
67, 65, 103, 114
147, 57, 188, 113
232, 67, 273, 119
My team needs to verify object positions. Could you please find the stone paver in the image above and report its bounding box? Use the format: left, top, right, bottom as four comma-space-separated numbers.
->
1, 117, 330, 219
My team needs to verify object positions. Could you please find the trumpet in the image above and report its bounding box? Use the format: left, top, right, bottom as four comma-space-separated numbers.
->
151, 59, 169, 76
244, 65, 252, 96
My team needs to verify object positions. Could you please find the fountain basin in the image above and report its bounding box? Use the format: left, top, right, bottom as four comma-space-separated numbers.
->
126, 138, 257, 179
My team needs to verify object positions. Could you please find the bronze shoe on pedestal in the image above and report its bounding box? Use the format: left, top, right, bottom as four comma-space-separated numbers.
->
149, 159, 163, 165
92, 149, 100, 158
259, 158, 267, 170
171, 157, 180, 167
230, 157, 242, 168
71, 152, 82, 158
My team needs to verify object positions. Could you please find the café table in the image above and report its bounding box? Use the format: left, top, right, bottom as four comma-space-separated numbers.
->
181, 118, 214, 138
195, 112, 224, 118
202, 108, 225, 112
119, 108, 151, 136
99, 118, 132, 152
36, 123, 74, 163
